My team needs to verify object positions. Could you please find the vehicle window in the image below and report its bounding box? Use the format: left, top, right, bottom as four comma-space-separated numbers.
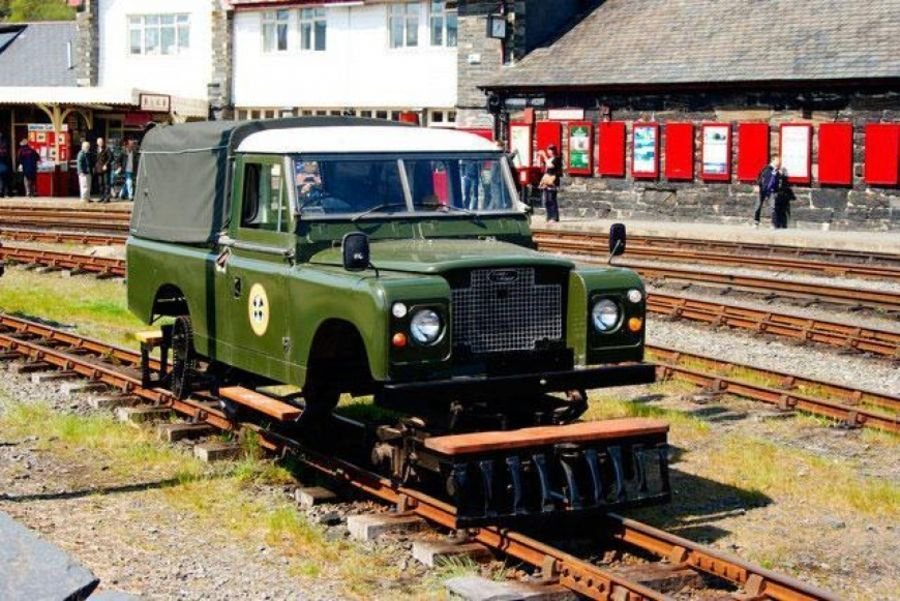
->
293, 153, 518, 217
241, 162, 289, 232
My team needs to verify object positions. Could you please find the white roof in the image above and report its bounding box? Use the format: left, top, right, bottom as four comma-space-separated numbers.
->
237, 126, 498, 154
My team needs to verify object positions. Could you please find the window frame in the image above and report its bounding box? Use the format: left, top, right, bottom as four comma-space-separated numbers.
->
388, 2, 420, 49
429, 1, 457, 47
238, 156, 294, 235
262, 9, 290, 54
299, 7, 327, 51
127, 13, 191, 56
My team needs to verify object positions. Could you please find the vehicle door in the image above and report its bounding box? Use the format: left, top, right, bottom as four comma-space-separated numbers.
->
216, 155, 295, 382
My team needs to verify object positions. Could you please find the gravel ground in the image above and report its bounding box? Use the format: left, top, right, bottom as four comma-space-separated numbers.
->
647, 317, 900, 397
649, 284, 900, 335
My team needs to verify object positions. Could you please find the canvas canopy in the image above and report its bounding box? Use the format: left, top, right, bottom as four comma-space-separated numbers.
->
131, 117, 406, 245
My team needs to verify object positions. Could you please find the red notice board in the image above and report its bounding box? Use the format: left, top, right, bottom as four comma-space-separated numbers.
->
700, 123, 731, 181
864, 123, 900, 186
737, 123, 769, 182
818, 123, 853, 186
566, 121, 593, 176
664, 122, 694, 181
597, 121, 626, 176
535, 121, 562, 155
632, 122, 659, 179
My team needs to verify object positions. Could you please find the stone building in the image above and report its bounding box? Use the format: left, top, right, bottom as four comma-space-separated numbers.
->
483, 0, 900, 230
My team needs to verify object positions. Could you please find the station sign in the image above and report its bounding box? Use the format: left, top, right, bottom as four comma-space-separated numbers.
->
140, 93, 172, 113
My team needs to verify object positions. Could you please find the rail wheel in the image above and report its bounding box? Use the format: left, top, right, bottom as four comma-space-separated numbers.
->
170, 315, 196, 400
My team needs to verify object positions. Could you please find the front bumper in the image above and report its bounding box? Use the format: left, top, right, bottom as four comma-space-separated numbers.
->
379, 362, 656, 407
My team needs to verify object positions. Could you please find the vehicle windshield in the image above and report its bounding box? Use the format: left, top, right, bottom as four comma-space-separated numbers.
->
292, 153, 520, 217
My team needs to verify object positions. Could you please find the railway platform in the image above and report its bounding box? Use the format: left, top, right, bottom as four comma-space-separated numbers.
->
0, 196, 132, 212
532, 215, 900, 255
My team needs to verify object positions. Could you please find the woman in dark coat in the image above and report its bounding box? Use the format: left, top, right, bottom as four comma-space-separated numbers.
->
772, 173, 794, 229
16, 140, 40, 197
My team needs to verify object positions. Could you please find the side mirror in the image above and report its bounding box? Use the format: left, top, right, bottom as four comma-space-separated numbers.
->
608, 223, 627, 257
342, 232, 370, 271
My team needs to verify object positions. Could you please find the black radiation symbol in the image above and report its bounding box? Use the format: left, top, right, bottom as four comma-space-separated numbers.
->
252, 295, 266, 323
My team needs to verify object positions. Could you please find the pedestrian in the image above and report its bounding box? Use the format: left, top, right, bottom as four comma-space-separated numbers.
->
537, 144, 562, 222
76, 140, 92, 202
462, 159, 480, 210
754, 158, 782, 227
772, 175, 794, 229
119, 138, 139, 201
16, 140, 39, 198
0, 133, 12, 197
93, 136, 113, 202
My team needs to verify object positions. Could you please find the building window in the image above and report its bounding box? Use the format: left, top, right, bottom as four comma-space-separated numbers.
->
429, 1, 457, 47
262, 10, 289, 53
428, 109, 457, 127
300, 8, 326, 51
389, 2, 419, 48
128, 14, 190, 55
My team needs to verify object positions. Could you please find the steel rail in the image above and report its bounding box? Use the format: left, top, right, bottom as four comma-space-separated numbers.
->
649, 346, 899, 433
533, 228, 900, 267
648, 292, 900, 359
0, 227, 127, 246
0, 207, 132, 220
0, 245, 125, 277
0, 312, 840, 601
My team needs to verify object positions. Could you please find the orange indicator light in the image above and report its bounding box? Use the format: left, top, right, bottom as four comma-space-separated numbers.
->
391, 332, 408, 348
628, 317, 643, 332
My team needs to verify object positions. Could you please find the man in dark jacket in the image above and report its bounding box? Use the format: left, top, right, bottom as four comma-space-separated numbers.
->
93, 137, 113, 202
16, 140, 40, 197
754, 158, 781, 227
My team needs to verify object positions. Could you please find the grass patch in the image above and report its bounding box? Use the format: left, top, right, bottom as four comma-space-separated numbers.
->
336, 394, 402, 423
704, 437, 900, 518
585, 388, 710, 442
0, 268, 142, 347
0, 401, 202, 482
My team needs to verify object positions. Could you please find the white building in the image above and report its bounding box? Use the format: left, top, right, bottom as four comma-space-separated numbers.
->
230, 0, 459, 126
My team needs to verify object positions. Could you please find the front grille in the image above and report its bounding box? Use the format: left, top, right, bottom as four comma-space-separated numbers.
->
451, 267, 563, 354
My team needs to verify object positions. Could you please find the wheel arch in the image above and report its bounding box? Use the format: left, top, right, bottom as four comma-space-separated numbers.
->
304, 318, 374, 394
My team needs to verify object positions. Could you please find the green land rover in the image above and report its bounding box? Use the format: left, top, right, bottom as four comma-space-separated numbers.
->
127, 118, 667, 522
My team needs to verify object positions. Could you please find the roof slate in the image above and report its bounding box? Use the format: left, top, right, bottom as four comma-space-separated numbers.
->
0, 22, 77, 87
486, 0, 900, 89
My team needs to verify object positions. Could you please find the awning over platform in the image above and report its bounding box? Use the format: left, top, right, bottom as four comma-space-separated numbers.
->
0, 86, 208, 118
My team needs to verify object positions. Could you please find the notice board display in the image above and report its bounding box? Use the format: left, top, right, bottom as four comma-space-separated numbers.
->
664, 123, 694, 181
509, 123, 532, 168
779, 124, 812, 184
597, 121, 626, 176
701, 123, 731, 181
864, 123, 900, 186
817, 123, 853, 186
632, 122, 659, 179
535, 121, 562, 156
567, 121, 593, 175
737, 123, 770, 182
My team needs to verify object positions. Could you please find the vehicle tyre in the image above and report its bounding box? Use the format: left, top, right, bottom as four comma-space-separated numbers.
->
171, 315, 196, 400
298, 375, 340, 427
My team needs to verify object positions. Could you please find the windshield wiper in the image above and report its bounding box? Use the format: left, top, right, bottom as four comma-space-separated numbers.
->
416, 202, 476, 216
351, 202, 410, 222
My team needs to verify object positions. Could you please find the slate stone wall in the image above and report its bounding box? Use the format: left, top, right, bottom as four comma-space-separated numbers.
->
209, 0, 233, 120
517, 87, 900, 231
74, 0, 98, 87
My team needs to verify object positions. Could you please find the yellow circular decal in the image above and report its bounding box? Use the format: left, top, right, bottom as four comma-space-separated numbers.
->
248, 283, 270, 336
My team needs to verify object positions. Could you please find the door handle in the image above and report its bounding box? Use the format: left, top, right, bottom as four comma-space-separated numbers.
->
232, 277, 242, 299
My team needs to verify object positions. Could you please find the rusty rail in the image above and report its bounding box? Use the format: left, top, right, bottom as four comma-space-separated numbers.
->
0, 227, 126, 246
648, 292, 900, 358
0, 245, 125, 277
533, 229, 900, 274
649, 345, 899, 433
0, 312, 840, 601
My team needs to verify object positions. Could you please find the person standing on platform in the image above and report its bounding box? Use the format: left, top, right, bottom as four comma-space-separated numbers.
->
16, 140, 39, 198
537, 144, 562, 222
76, 140, 92, 202
0, 133, 12, 197
119, 138, 139, 201
93, 137, 113, 202
772, 176, 794, 229
754, 158, 781, 227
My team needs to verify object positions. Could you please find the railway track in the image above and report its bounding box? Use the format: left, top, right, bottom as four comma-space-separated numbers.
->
0, 206, 130, 233
0, 244, 125, 277
0, 312, 840, 601
533, 229, 900, 278
649, 345, 899, 433
649, 292, 900, 359
0, 227, 127, 246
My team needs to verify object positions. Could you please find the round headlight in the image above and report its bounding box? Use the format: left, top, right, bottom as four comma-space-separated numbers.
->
591, 299, 620, 332
391, 302, 408, 318
410, 309, 443, 345
627, 288, 643, 304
